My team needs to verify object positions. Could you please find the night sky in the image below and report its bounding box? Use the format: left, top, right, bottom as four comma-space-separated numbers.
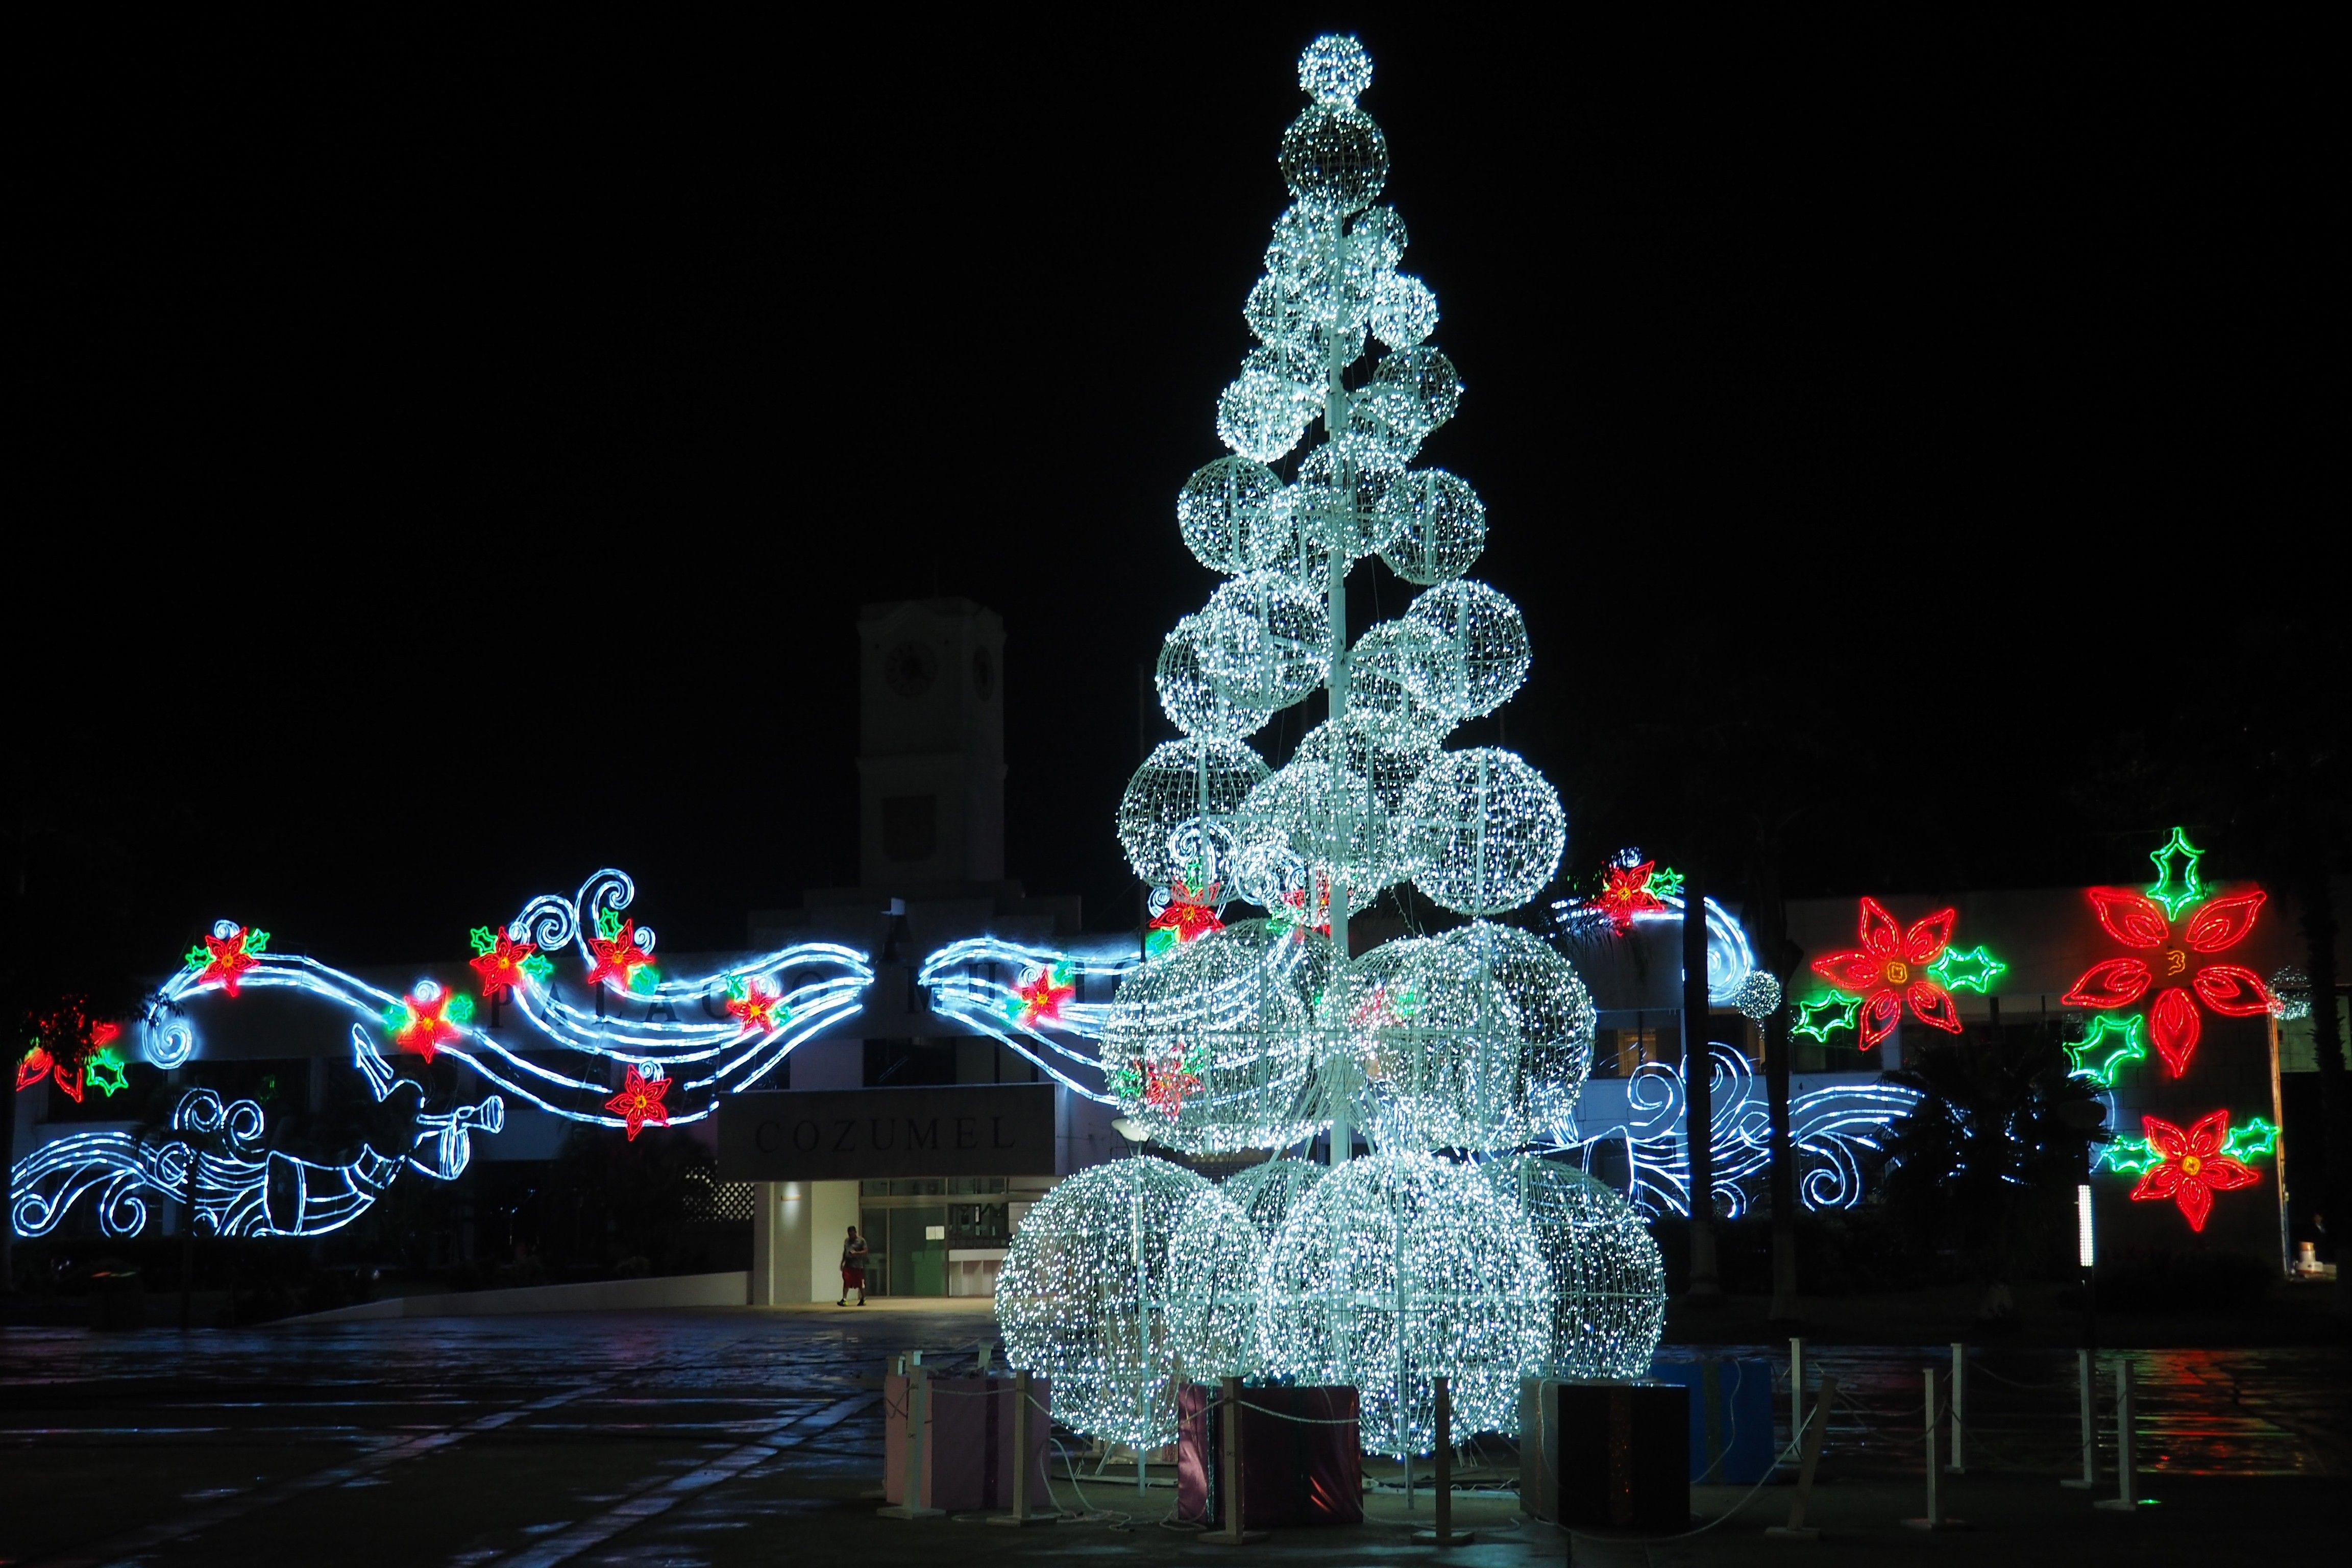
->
22, 14, 2331, 966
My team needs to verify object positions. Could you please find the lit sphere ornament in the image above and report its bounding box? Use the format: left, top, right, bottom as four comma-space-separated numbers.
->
1290, 443, 1404, 561
1337, 922, 1595, 1153
1297, 33, 1374, 108
1404, 579, 1530, 721
996, 1157, 1259, 1448
1178, 456, 1290, 574
1401, 748, 1566, 916
1118, 739, 1270, 886
1203, 571, 1330, 708
1732, 971, 1783, 1022
1346, 622, 1455, 747
1280, 104, 1389, 219
1157, 613, 1278, 740
1480, 1155, 1665, 1380
1348, 205, 1407, 272
1216, 1156, 1325, 1244
1098, 919, 1337, 1155
1261, 1152, 1553, 1456
1376, 470, 1486, 585
1217, 362, 1316, 463
1370, 271, 1438, 350
1369, 347, 1462, 442
1238, 732, 1422, 914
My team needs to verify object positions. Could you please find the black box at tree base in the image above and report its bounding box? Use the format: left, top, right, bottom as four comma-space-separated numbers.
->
1555, 1382, 1689, 1532
1175, 1385, 1362, 1527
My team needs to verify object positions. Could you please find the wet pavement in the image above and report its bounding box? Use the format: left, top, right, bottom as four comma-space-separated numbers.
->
1, 1307, 2346, 1566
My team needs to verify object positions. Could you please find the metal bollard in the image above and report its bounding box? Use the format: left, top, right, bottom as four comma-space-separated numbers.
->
986, 1368, 1052, 1526
2061, 1349, 2096, 1489
1787, 1337, 1807, 1464
1946, 1342, 1967, 1474
2094, 1359, 2150, 1510
1903, 1369, 1965, 1529
1412, 1375, 1474, 1546
877, 1359, 943, 1519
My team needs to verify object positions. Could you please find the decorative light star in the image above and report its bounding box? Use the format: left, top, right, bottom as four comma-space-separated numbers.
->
1790, 993, 1862, 1045
1809, 898, 1968, 1047
724, 977, 790, 1035
382, 981, 474, 1063
2062, 853, 2271, 1077
585, 916, 658, 995
185, 922, 269, 996
469, 925, 551, 998
2065, 1014, 2148, 1087
605, 1065, 670, 1141
1927, 945, 2006, 995
2145, 826, 2206, 920
1009, 962, 1077, 1028
2128, 1109, 2260, 1233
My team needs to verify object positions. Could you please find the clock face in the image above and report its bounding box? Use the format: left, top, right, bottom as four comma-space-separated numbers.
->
973, 646, 994, 699
885, 640, 937, 699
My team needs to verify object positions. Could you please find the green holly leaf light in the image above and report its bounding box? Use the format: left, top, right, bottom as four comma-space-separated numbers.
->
1791, 993, 1861, 1044
1928, 945, 2006, 995
2066, 1015, 2146, 1088
84, 1045, 130, 1098
2145, 826, 2205, 920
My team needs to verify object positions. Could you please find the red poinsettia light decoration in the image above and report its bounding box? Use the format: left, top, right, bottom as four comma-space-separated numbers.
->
16, 1044, 71, 1099
1010, 963, 1077, 1028
1141, 1045, 1204, 1116
2128, 1110, 2260, 1232
605, 1065, 671, 1141
384, 981, 472, 1064
2062, 887, 2269, 1078
1809, 898, 1966, 1048
1595, 859, 1671, 933
469, 926, 551, 998
186, 923, 268, 996
586, 918, 657, 993
1146, 875, 1226, 954
724, 977, 787, 1035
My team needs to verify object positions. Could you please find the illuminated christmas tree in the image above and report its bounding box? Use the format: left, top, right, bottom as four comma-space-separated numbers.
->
997, 35, 1663, 1460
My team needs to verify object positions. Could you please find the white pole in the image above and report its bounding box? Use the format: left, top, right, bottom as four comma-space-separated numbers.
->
1924, 1370, 1939, 1526
2061, 1350, 2095, 1488
1788, 1337, 1806, 1464
1947, 1342, 1966, 1474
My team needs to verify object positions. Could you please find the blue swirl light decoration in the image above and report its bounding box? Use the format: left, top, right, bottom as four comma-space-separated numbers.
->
139, 870, 873, 1132
1546, 1043, 1922, 1217
917, 937, 1140, 1103
11, 1028, 504, 1240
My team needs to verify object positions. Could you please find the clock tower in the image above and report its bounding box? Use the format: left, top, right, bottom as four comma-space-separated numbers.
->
856, 598, 1007, 888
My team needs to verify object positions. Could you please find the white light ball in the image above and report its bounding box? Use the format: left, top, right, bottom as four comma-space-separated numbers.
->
1404, 579, 1530, 720
1401, 748, 1566, 916
1261, 1152, 1553, 1456
1238, 735, 1419, 914
1337, 922, 1595, 1153
1348, 206, 1407, 271
1099, 919, 1337, 1155
1279, 105, 1389, 219
1217, 364, 1316, 463
1370, 347, 1462, 440
997, 1157, 1259, 1448
1370, 272, 1438, 350
1216, 1156, 1325, 1244
1290, 443, 1405, 561
1157, 613, 1278, 740
1204, 571, 1330, 708
1480, 1155, 1665, 1380
1346, 622, 1456, 746
1177, 456, 1289, 574
1376, 470, 1486, 585
1298, 34, 1374, 108
1118, 739, 1270, 886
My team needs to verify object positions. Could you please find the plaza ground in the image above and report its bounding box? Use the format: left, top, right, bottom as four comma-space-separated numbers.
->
2, 1301, 2347, 1567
